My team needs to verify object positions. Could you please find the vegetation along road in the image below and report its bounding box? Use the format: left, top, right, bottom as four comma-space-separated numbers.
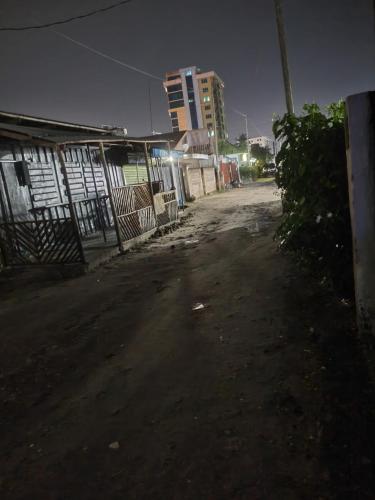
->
0, 183, 374, 499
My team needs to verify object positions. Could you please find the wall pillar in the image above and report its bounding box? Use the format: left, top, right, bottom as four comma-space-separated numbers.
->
346, 91, 375, 334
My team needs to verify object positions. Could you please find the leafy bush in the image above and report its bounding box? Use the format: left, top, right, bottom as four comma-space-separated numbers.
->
273, 102, 353, 296
250, 165, 260, 180
239, 165, 252, 181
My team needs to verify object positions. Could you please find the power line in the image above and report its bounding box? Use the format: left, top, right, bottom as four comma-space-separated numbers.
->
51, 29, 163, 81
0, 0, 132, 31
230, 107, 264, 136
231, 107, 247, 118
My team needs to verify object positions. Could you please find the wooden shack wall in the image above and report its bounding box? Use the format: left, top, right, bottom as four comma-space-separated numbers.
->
0, 141, 124, 220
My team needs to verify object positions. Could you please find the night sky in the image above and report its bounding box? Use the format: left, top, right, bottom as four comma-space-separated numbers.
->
0, 0, 374, 141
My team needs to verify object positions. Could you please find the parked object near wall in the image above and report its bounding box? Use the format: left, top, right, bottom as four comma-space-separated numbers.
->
220, 160, 240, 188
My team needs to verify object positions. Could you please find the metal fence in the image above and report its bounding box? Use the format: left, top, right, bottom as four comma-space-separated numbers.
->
30, 195, 113, 239
112, 184, 178, 243
0, 218, 83, 266
112, 183, 156, 242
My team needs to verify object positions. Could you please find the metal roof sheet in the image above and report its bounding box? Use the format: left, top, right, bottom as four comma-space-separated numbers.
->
0, 122, 173, 146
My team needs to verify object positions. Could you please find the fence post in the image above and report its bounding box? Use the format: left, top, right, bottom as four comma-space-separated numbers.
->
98, 142, 123, 251
346, 91, 375, 334
87, 144, 107, 243
56, 146, 86, 263
143, 142, 158, 227
167, 141, 178, 192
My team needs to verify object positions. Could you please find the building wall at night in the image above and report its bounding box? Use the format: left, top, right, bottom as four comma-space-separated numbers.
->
248, 136, 276, 156
163, 66, 227, 141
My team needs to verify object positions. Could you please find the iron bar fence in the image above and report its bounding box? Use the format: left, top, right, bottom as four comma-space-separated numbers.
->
29, 195, 113, 239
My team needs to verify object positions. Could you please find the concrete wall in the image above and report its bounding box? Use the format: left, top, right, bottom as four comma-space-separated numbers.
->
202, 167, 216, 194
346, 91, 375, 334
183, 165, 217, 201
185, 167, 204, 200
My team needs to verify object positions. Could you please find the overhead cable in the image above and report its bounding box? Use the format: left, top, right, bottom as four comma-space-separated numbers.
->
0, 0, 132, 31
52, 29, 163, 81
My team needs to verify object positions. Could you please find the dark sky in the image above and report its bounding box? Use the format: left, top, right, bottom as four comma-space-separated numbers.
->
0, 0, 374, 140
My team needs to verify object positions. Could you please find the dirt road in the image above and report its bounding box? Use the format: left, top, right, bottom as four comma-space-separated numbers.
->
1, 183, 374, 499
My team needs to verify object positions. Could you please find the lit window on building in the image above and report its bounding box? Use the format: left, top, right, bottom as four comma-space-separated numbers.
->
203, 96, 210, 102
185, 70, 192, 76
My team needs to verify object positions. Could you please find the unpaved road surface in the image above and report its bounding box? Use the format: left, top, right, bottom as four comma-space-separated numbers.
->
1, 183, 375, 500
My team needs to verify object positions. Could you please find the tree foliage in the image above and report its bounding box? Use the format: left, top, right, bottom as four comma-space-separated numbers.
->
239, 165, 252, 180
218, 140, 240, 155
273, 102, 353, 296
250, 144, 272, 164
236, 133, 248, 152
250, 144, 274, 178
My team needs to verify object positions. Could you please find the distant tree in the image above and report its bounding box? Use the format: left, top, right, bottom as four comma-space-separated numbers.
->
250, 144, 272, 164
218, 140, 241, 155
250, 144, 273, 178
236, 133, 248, 152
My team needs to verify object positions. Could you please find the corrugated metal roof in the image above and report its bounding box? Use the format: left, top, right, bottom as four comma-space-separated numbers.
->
137, 131, 185, 143
0, 110, 112, 133
0, 122, 173, 146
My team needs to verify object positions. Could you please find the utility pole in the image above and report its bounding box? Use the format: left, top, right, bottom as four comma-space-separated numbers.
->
232, 108, 251, 167
211, 94, 222, 190
274, 0, 294, 114
148, 80, 154, 134
244, 113, 251, 168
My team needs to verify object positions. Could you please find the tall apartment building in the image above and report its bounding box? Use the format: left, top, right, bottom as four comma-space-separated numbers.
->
163, 66, 227, 140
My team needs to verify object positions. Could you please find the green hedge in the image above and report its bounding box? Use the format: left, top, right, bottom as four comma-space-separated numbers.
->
273, 102, 353, 296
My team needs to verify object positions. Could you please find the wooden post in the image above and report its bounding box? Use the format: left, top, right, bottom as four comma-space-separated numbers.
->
56, 146, 85, 263
346, 91, 375, 334
98, 142, 122, 251
143, 142, 158, 226
199, 160, 207, 195
167, 142, 177, 190
87, 144, 107, 243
